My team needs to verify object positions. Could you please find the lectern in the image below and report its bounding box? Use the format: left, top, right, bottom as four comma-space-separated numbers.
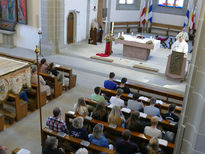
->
165, 51, 186, 80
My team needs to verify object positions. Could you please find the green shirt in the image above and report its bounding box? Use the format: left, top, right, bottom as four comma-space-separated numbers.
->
90, 94, 106, 103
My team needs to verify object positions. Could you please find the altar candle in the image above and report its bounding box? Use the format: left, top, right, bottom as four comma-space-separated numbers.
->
118, 33, 120, 37
111, 22, 114, 34
131, 32, 134, 36
122, 32, 124, 35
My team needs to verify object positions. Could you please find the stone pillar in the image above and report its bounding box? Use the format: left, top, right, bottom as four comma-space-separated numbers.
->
174, 0, 205, 153
41, 0, 65, 56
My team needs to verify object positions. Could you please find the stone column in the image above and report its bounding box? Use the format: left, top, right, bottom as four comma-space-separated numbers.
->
174, 0, 205, 153
41, 0, 65, 56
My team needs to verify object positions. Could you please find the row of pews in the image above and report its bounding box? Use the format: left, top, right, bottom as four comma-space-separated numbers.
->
0, 52, 77, 132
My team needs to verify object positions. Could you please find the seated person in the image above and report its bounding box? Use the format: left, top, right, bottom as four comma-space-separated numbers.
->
19, 90, 29, 103
92, 102, 107, 122
147, 137, 162, 154
74, 97, 89, 116
144, 116, 162, 138
104, 72, 117, 90
126, 112, 144, 133
31, 67, 51, 97
47, 62, 63, 82
162, 104, 179, 122
116, 77, 130, 94
116, 129, 140, 154
127, 93, 144, 112
88, 123, 109, 148
110, 89, 124, 107
68, 116, 88, 140
0, 145, 7, 154
108, 106, 125, 127
90, 87, 106, 104
144, 97, 160, 117
43, 136, 64, 154
75, 148, 88, 154
46, 107, 67, 133
40, 58, 49, 73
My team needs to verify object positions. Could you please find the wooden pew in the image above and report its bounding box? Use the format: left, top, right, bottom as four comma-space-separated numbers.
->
39, 72, 62, 98
0, 93, 28, 123
65, 113, 174, 153
85, 98, 176, 130
100, 87, 182, 114
111, 21, 140, 33
148, 23, 183, 36
114, 79, 184, 106
88, 27, 103, 45
42, 127, 115, 154
27, 83, 47, 111
55, 66, 77, 90
0, 113, 4, 132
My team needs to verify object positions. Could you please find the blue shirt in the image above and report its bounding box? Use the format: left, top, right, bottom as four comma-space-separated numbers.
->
104, 80, 117, 90
89, 134, 109, 148
144, 105, 161, 117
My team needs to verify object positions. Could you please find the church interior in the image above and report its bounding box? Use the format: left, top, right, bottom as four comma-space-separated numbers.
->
0, 0, 205, 153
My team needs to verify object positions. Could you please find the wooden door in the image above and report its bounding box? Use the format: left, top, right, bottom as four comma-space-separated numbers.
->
67, 13, 74, 44
97, 0, 103, 27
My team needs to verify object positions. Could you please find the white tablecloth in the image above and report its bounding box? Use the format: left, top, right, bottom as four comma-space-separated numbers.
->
122, 34, 161, 52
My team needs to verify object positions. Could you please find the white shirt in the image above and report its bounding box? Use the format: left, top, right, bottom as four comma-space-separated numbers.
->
176, 31, 189, 41
144, 126, 162, 138
171, 40, 188, 56
110, 96, 124, 107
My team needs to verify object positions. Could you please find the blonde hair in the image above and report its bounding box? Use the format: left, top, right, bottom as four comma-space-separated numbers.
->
72, 117, 84, 129
75, 97, 88, 116
151, 116, 159, 126
108, 106, 123, 126
92, 123, 104, 139
148, 137, 159, 154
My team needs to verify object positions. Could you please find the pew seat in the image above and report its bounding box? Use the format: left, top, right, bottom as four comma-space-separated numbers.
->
42, 127, 115, 154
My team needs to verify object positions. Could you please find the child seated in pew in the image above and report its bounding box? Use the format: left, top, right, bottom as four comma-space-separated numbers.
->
31, 67, 51, 97
115, 129, 140, 154
47, 62, 63, 82
144, 116, 162, 138
39, 58, 49, 73
88, 123, 109, 148
116, 77, 130, 94
110, 89, 125, 108
43, 136, 64, 154
125, 112, 145, 133
74, 97, 89, 116
108, 106, 125, 127
127, 93, 144, 112
90, 87, 107, 104
92, 102, 107, 122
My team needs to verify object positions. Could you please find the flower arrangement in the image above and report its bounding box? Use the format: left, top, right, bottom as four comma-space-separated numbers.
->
118, 35, 125, 40
104, 33, 115, 42
146, 40, 153, 45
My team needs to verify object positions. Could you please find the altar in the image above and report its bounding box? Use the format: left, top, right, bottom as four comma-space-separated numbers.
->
0, 56, 31, 102
115, 35, 160, 60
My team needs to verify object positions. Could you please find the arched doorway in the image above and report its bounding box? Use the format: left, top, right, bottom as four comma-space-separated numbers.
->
67, 12, 74, 44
